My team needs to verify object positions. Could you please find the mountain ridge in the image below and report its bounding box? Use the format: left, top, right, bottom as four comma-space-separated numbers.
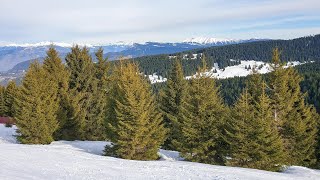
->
1, 38, 268, 72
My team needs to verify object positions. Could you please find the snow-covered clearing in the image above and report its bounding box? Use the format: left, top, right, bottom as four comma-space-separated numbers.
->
148, 60, 309, 83
0, 124, 319, 179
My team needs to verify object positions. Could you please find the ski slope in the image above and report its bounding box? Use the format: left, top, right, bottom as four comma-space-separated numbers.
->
0, 124, 319, 180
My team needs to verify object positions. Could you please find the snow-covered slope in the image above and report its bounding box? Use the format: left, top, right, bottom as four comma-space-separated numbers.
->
183, 37, 239, 44
183, 37, 267, 45
0, 124, 319, 179
149, 60, 307, 83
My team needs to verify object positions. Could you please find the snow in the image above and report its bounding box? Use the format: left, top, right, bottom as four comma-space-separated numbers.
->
4, 42, 95, 48
148, 73, 167, 84
183, 37, 238, 44
1, 124, 320, 179
184, 60, 305, 80
149, 60, 307, 83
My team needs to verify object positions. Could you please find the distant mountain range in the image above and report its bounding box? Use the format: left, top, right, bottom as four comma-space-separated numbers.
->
0, 38, 269, 72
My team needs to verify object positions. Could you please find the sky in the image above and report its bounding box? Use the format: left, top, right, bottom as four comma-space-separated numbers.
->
1, 0, 320, 44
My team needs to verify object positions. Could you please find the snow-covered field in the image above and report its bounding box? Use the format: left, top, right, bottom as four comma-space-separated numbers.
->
0, 124, 319, 180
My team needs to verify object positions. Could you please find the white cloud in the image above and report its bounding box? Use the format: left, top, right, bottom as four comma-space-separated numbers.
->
0, 0, 319, 43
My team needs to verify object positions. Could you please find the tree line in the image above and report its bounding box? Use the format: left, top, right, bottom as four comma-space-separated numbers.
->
133, 34, 320, 77
0, 46, 319, 172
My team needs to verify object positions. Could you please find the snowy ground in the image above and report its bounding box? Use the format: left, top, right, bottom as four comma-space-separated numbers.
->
148, 60, 308, 83
0, 125, 319, 179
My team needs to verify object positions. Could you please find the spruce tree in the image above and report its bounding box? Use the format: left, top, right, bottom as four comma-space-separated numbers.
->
254, 82, 285, 171
0, 86, 5, 116
105, 62, 166, 160
159, 58, 188, 150
175, 56, 228, 164
246, 67, 263, 102
14, 62, 59, 144
226, 84, 285, 171
269, 48, 293, 127
269, 48, 318, 167
285, 96, 318, 166
65, 45, 99, 140
4, 81, 18, 117
84, 48, 109, 140
226, 88, 256, 168
42, 46, 70, 140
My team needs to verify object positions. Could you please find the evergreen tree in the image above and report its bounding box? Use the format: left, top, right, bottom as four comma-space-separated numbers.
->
4, 81, 18, 117
246, 67, 263, 102
159, 58, 189, 150
65, 45, 99, 140
254, 82, 286, 171
269, 48, 318, 167
175, 56, 228, 164
105, 62, 166, 160
0, 86, 5, 116
42, 46, 70, 140
226, 84, 285, 171
226, 88, 256, 167
269, 48, 294, 127
84, 48, 109, 140
14, 62, 59, 144
284, 96, 318, 166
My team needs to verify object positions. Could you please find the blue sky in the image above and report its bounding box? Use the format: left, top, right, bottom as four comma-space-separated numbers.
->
1, 0, 320, 44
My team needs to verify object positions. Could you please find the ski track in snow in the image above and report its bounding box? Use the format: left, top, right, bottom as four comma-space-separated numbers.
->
0, 124, 320, 180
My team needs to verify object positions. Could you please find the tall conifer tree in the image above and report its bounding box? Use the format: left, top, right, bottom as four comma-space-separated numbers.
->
175, 56, 228, 164
0, 86, 5, 116
269, 48, 318, 167
159, 58, 189, 150
42, 46, 70, 140
105, 62, 166, 160
226, 83, 285, 171
4, 81, 18, 117
15, 62, 59, 144
65, 45, 100, 140
84, 48, 109, 140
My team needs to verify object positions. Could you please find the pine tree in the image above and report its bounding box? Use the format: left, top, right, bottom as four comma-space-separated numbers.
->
84, 48, 109, 140
226, 88, 256, 167
269, 48, 318, 167
14, 62, 59, 144
269, 48, 294, 127
105, 61, 166, 160
42, 46, 70, 140
0, 85, 5, 116
246, 67, 263, 102
226, 84, 285, 171
4, 81, 18, 117
65, 45, 99, 140
159, 58, 189, 150
284, 96, 318, 166
175, 56, 228, 164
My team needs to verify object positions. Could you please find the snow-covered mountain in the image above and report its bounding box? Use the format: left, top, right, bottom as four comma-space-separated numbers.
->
183, 37, 240, 44
183, 37, 269, 45
0, 38, 269, 72
0, 124, 319, 179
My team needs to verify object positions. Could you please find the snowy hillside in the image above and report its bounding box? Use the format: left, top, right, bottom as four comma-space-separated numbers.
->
0, 124, 319, 179
148, 60, 307, 83
183, 37, 239, 44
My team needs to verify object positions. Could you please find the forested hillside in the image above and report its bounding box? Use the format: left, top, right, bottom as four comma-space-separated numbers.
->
133, 35, 320, 77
